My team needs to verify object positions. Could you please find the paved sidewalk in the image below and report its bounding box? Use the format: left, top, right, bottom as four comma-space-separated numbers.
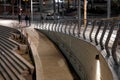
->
23, 28, 73, 80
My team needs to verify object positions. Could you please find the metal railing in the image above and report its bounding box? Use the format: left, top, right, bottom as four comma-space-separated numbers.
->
33, 17, 120, 66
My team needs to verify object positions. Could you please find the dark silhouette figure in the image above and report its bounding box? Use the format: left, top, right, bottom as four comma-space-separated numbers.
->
25, 14, 29, 26
41, 15, 44, 24
41, 16, 44, 20
18, 13, 22, 24
25, 14, 31, 26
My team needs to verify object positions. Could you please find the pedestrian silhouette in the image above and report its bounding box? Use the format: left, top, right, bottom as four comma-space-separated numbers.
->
18, 13, 22, 24
25, 14, 29, 26
41, 15, 44, 24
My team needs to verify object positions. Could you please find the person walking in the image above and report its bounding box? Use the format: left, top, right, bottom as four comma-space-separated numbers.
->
41, 15, 44, 24
25, 13, 31, 26
25, 14, 29, 26
18, 13, 22, 24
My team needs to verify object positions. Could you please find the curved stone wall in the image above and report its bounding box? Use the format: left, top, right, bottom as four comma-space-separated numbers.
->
39, 30, 113, 80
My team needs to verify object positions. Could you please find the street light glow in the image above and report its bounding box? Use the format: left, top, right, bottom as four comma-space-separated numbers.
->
96, 60, 101, 80
55, 0, 64, 3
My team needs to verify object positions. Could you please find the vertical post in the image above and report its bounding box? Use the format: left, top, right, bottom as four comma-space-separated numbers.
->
39, 0, 43, 28
19, 0, 21, 8
57, 0, 59, 14
107, 0, 111, 18
91, 0, 94, 9
4, 0, 6, 14
53, 0, 56, 20
75, 0, 77, 8
91, 0, 94, 20
61, 1, 64, 18
68, 0, 70, 9
78, 0, 81, 35
25, 1, 27, 14
31, 0, 33, 23
39, 0, 43, 18
12, 0, 15, 19
84, 0, 87, 27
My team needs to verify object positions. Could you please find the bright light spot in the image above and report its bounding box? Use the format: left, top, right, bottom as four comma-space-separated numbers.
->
0, 20, 12, 24
0, 20, 16, 27
96, 60, 101, 80
55, 0, 64, 3
20, 8, 22, 11
43, 2, 45, 4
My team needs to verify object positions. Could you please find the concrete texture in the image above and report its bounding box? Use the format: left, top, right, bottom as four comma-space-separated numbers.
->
0, 19, 118, 80
39, 30, 114, 80
23, 28, 73, 80
0, 19, 73, 80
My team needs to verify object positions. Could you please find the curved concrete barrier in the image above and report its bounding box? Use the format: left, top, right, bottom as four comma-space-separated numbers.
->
38, 30, 113, 80
24, 28, 73, 80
